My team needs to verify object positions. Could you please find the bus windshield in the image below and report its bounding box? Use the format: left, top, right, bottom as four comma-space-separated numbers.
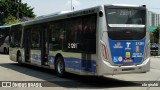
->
106, 8, 146, 40
106, 8, 146, 25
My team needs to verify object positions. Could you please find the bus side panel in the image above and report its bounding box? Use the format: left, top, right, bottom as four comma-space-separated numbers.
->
30, 50, 41, 66
9, 48, 18, 62
48, 52, 97, 75
47, 13, 98, 75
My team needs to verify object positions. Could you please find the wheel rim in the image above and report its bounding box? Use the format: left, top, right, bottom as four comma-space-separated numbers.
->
57, 60, 64, 74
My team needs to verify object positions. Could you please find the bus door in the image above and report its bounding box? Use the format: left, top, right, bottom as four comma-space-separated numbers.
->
81, 54, 93, 72
24, 28, 31, 63
41, 26, 49, 66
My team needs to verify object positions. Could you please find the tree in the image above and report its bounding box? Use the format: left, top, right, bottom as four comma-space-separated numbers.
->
4, 15, 21, 25
152, 25, 160, 43
0, 0, 36, 25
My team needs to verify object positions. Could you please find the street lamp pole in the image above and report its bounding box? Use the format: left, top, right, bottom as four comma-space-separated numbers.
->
16, 0, 21, 22
71, 0, 72, 11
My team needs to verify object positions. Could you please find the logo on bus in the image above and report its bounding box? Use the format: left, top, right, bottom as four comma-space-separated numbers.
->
113, 56, 118, 62
132, 53, 143, 57
49, 56, 55, 64
124, 58, 133, 63
126, 52, 130, 58
136, 46, 140, 52
32, 54, 39, 61
118, 56, 123, 62
125, 42, 131, 50
113, 56, 123, 62
113, 42, 123, 48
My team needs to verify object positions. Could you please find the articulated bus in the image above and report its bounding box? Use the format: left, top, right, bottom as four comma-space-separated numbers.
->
9, 4, 150, 77
0, 26, 10, 54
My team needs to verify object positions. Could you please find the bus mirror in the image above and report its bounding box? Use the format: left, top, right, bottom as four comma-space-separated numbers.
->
99, 11, 103, 17
142, 5, 146, 7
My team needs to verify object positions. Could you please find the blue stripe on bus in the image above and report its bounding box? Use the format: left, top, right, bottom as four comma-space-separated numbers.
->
48, 55, 96, 72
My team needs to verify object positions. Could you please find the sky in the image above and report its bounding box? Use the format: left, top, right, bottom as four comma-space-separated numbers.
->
22, 0, 160, 17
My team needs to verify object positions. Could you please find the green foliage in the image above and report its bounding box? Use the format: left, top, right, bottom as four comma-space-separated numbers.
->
152, 25, 160, 43
0, 0, 36, 25
4, 15, 21, 25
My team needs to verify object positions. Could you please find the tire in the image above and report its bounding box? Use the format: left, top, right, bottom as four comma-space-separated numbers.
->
55, 56, 65, 77
17, 53, 22, 65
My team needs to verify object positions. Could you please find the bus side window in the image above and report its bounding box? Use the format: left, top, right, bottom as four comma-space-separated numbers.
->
48, 24, 54, 51
83, 15, 96, 53
49, 22, 64, 51
63, 14, 96, 53
64, 18, 83, 52
31, 26, 40, 49
10, 25, 22, 47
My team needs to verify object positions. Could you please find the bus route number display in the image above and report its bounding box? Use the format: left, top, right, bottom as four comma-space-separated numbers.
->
68, 43, 79, 49
120, 10, 132, 16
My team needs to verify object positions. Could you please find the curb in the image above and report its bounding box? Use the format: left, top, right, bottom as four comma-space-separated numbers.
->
151, 56, 160, 58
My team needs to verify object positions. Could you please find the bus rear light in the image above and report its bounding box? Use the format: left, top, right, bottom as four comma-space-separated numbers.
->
102, 43, 109, 61
100, 40, 109, 62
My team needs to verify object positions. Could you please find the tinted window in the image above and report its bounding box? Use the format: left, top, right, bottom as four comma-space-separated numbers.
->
49, 22, 64, 51
108, 27, 146, 40
64, 14, 97, 53
106, 8, 146, 24
83, 15, 96, 53
64, 18, 83, 52
106, 8, 146, 40
10, 25, 22, 47
31, 26, 40, 49
47, 14, 96, 53
0, 27, 9, 46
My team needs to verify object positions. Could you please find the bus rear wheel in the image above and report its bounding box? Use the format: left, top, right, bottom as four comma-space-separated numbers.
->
55, 56, 65, 77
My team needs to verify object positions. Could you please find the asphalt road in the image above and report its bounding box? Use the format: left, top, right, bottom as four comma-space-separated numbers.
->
0, 54, 160, 90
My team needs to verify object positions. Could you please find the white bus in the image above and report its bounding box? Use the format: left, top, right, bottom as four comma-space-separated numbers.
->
0, 26, 10, 54
9, 4, 150, 77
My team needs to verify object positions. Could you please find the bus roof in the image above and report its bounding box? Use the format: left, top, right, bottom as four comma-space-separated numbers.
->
24, 4, 146, 26
35, 11, 72, 20
11, 22, 25, 27
108, 4, 145, 7
0, 26, 10, 29
24, 6, 101, 26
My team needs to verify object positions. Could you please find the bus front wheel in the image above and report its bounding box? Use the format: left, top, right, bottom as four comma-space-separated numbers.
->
55, 56, 65, 77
